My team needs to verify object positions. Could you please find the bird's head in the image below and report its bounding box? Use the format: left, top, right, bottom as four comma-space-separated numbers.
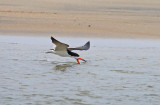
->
45, 49, 55, 53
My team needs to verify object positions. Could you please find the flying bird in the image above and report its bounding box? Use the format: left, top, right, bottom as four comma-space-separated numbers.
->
46, 36, 90, 64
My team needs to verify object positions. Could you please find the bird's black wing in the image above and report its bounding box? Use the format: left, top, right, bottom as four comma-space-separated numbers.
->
51, 36, 69, 51
67, 49, 79, 57
68, 41, 90, 51
51, 36, 69, 47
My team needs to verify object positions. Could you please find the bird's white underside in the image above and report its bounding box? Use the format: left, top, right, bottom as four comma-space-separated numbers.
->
48, 50, 77, 58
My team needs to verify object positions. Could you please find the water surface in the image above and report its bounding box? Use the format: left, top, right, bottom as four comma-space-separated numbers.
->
0, 36, 160, 105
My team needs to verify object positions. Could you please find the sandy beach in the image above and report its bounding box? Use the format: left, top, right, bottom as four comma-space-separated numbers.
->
0, 0, 160, 38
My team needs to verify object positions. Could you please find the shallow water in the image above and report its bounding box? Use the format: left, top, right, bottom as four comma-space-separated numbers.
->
0, 35, 160, 105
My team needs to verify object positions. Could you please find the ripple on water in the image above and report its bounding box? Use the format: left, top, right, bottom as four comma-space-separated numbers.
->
144, 94, 159, 96
9, 59, 19, 61
110, 70, 145, 74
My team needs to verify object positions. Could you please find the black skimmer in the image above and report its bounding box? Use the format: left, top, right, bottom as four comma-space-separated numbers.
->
47, 36, 90, 64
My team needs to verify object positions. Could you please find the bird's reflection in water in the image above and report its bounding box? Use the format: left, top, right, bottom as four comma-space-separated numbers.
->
52, 61, 76, 71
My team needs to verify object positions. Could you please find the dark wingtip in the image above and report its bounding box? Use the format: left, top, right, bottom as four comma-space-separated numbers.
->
51, 36, 55, 41
86, 41, 90, 50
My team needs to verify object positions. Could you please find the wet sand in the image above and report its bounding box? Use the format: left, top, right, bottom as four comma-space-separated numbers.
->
0, 0, 160, 39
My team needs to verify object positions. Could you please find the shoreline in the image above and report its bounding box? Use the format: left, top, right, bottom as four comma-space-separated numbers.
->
1, 33, 160, 41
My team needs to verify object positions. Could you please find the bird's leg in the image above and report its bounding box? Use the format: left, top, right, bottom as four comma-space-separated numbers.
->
76, 59, 80, 64
76, 58, 86, 64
